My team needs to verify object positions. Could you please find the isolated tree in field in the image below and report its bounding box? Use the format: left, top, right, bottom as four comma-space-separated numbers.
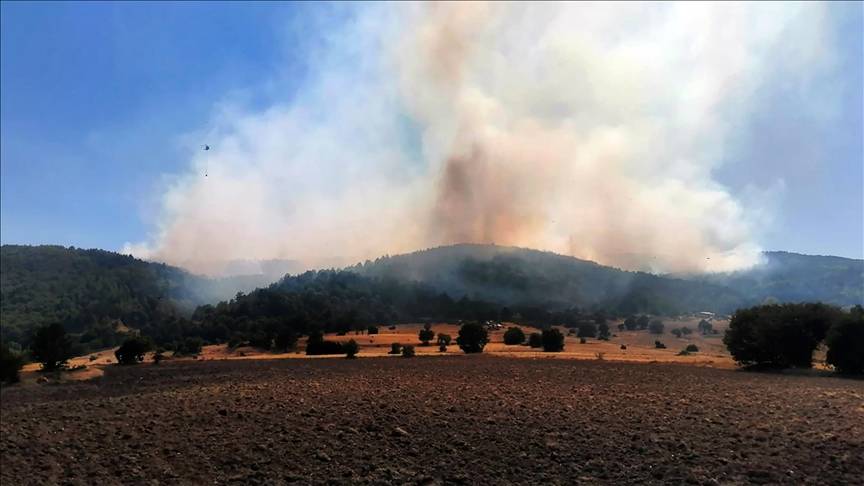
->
31, 323, 73, 371
697, 319, 713, 335
503, 327, 526, 345
528, 332, 543, 348
1, 342, 25, 384
437, 333, 452, 346
648, 319, 665, 335
457, 322, 489, 353
671, 328, 683, 338
402, 344, 415, 358
724, 303, 841, 369
825, 306, 864, 374
419, 323, 435, 346
542, 328, 565, 352
624, 316, 638, 331
367, 325, 379, 335
344, 339, 359, 359
577, 322, 597, 339
598, 322, 611, 341
115, 336, 153, 365
389, 343, 402, 355
685, 344, 699, 353
637, 315, 651, 330
681, 326, 693, 336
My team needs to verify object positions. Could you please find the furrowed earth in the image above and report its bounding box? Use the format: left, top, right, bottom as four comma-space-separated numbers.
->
2, 356, 862, 485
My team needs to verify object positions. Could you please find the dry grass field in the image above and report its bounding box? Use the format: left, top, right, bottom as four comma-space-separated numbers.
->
2, 356, 862, 485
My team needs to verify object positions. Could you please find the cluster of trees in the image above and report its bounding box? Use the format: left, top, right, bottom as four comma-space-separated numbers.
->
725, 304, 863, 374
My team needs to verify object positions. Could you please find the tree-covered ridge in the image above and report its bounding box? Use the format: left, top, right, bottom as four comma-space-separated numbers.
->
351, 244, 746, 314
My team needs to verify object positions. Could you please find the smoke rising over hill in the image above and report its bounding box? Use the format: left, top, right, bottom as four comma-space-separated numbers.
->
124, 3, 838, 275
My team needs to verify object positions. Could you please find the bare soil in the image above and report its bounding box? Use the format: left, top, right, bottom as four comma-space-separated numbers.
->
2, 356, 862, 485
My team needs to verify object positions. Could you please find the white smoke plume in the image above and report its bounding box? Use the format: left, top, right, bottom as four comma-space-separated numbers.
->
125, 2, 836, 275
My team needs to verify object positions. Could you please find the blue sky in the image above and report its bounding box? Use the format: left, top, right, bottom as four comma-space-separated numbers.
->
1, 2, 862, 262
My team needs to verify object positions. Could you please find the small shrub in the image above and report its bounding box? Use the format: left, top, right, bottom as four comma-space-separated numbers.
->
685, 344, 699, 353
388, 325, 397, 330
367, 326, 379, 335
389, 343, 402, 355
439, 343, 447, 352
402, 344, 415, 358
344, 339, 359, 359
503, 327, 526, 345
595, 352, 605, 360
677, 349, 691, 356
457, 322, 489, 354
437, 333, 452, 346
579, 337, 586, 344
337, 331, 347, 336
654, 340, 667, 349
528, 332, 543, 348
115, 336, 153, 365
88, 355, 98, 362
542, 328, 565, 352
620, 344, 627, 350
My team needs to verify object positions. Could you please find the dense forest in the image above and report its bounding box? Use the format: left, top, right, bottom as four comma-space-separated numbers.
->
0, 246, 267, 351
2, 244, 862, 355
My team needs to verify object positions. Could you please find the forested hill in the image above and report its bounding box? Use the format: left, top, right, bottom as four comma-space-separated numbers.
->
697, 251, 864, 306
349, 244, 746, 314
349, 244, 864, 310
0, 245, 267, 347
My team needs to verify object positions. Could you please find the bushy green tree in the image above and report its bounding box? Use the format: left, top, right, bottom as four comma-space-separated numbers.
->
389, 343, 402, 355
402, 344, 415, 358
1, 341, 25, 384
115, 336, 153, 365
437, 333, 452, 346
724, 303, 841, 369
542, 328, 565, 352
577, 322, 597, 339
528, 332, 543, 348
503, 327, 526, 345
598, 322, 611, 341
31, 323, 72, 371
457, 322, 489, 354
418, 323, 435, 346
825, 306, 864, 374
648, 319, 664, 335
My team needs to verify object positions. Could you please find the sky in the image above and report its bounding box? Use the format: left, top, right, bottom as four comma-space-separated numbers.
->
1, 2, 862, 273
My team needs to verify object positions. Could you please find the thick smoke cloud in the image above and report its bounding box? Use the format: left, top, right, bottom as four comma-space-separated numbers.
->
125, 2, 835, 275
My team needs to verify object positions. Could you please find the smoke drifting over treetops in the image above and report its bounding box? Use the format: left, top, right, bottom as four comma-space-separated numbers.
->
124, 2, 837, 276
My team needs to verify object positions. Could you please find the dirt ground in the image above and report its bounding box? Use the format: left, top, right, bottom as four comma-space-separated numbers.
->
2, 356, 862, 485
196, 321, 738, 368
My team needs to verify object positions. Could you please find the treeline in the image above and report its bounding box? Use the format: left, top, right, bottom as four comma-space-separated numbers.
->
725, 303, 863, 374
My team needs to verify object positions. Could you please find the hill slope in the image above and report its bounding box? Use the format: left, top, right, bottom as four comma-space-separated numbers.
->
350, 244, 864, 311
350, 244, 745, 314
0, 245, 270, 346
